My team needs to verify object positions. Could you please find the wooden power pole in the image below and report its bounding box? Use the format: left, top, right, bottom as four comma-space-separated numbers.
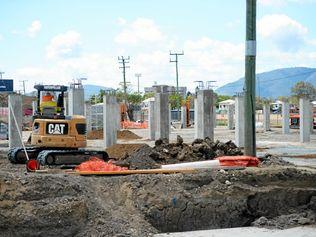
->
170, 51, 184, 121
244, 0, 257, 156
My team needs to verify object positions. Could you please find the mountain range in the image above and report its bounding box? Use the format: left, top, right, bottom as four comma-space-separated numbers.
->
215, 67, 316, 98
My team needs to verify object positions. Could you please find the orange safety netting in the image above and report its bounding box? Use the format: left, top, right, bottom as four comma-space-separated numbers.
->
121, 121, 148, 129
217, 156, 260, 167
75, 157, 128, 172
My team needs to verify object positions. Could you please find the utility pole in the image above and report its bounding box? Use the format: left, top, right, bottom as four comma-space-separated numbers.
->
170, 51, 184, 120
118, 56, 130, 102
20, 80, 27, 95
135, 73, 142, 94
0, 71, 4, 79
244, 0, 257, 156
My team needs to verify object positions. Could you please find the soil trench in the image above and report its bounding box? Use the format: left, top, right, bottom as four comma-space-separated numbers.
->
1, 153, 316, 236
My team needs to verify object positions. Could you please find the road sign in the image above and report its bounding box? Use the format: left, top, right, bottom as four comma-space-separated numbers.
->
0, 80, 13, 92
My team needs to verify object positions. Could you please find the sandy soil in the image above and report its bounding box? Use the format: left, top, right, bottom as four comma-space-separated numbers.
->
87, 129, 141, 140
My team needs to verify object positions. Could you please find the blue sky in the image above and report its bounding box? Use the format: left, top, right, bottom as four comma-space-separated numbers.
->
0, 0, 316, 93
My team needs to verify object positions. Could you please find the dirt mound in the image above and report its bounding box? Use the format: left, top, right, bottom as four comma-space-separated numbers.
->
87, 129, 103, 139
259, 154, 295, 167
252, 211, 316, 229
117, 130, 142, 140
117, 136, 243, 169
87, 129, 141, 140
106, 143, 147, 159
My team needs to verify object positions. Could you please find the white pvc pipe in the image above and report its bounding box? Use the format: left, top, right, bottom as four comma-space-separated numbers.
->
161, 160, 220, 170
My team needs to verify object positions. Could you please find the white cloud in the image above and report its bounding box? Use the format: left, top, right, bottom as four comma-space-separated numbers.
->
225, 19, 241, 29
117, 17, 127, 26
181, 38, 244, 89
258, 14, 308, 52
46, 30, 82, 59
259, 0, 316, 6
15, 53, 122, 92
28, 20, 42, 37
115, 18, 165, 45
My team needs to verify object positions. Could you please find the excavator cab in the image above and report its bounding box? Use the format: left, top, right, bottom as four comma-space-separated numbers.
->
33, 84, 67, 119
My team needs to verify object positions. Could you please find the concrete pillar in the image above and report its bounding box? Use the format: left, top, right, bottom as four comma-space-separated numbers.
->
300, 98, 311, 143
64, 95, 68, 115
148, 100, 156, 140
310, 102, 314, 134
169, 104, 172, 124
103, 95, 117, 148
155, 92, 170, 141
181, 105, 187, 128
116, 103, 121, 130
213, 95, 217, 128
281, 101, 290, 134
32, 100, 37, 115
227, 104, 234, 130
235, 95, 244, 147
194, 98, 198, 129
84, 102, 92, 132
68, 87, 85, 116
263, 103, 271, 131
8, 94, 23, 148
195, 90, 214, 140
213, 106, 217, 128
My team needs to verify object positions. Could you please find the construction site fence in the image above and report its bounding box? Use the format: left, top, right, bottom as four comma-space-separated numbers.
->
121, 121, 148, 129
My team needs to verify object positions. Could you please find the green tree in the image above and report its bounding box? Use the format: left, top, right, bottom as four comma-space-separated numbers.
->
214, 93, 233, 107
291, 81, 316, 100
143, 92, 155, 100
169, 93, 183, 110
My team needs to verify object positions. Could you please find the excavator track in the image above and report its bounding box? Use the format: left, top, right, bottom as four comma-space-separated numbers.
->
36, 149, 109, 166
8, 147, 109, 166
8, 147, 46, 164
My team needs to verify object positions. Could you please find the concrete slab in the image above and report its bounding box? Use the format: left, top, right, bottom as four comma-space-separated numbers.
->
155, 226, 316, 237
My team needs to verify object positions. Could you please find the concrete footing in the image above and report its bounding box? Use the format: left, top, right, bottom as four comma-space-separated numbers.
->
181, 106, 187, 129
195, 90, 214, 140
68, 87, 85, 116
235, 95, 244, 147
299, 98, 311, 143
155, 92, 170, 141
281, 101, 290, 134
263, 103, 271, 131
148, 100, 156, 140
8, 94, 23, 148
227, 104, 234, 130
103, 95, 118, 148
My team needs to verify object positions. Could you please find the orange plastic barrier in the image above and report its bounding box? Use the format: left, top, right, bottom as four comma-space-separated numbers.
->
121, 121, 148, 129
75, 157, 128, 172
217, 156, 260, 167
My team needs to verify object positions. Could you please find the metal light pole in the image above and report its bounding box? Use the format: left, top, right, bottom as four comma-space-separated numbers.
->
244, 0, 257, 156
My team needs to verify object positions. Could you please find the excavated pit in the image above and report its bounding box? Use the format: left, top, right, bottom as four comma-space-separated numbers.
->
1, 150, 316, 236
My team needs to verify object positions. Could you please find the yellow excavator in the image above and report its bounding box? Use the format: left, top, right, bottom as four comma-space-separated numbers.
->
8, 84, 108, 166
